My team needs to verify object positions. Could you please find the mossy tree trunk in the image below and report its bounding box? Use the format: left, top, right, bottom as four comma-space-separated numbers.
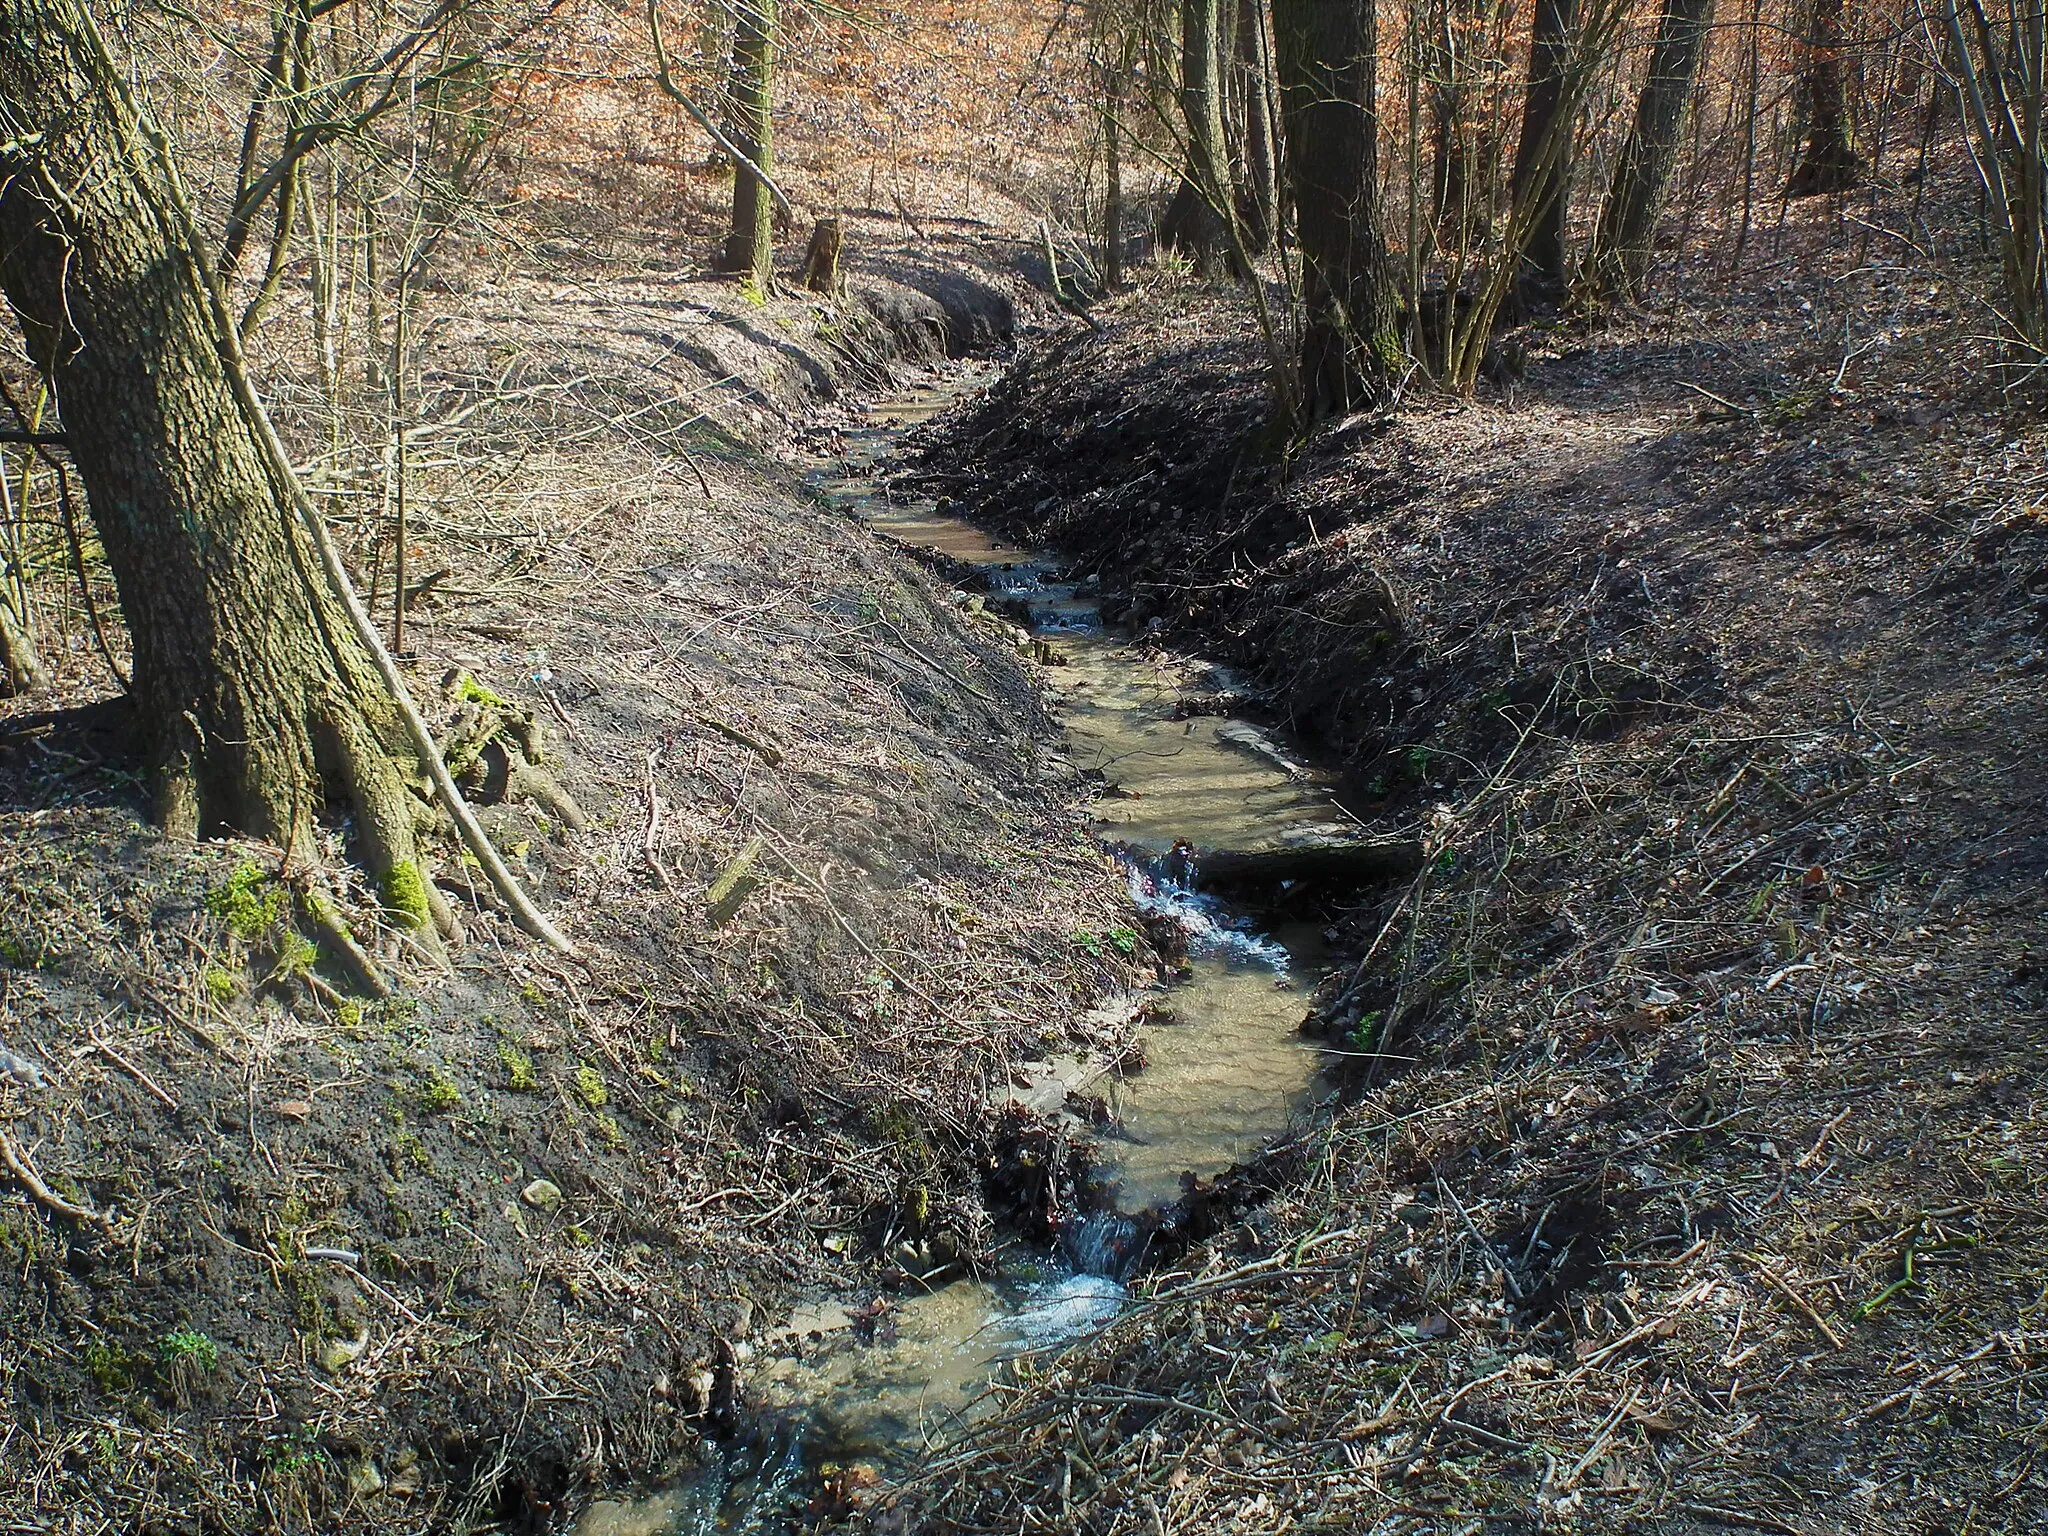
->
1272, 0, 1402, 418
0, 577, 46, 696
1584, 0, 1715, 301
718, 0, 776, 287
0, 0, 448, 935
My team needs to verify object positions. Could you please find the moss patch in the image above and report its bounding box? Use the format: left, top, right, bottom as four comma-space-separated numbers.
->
206, 862, 286, 940
379, 862, 431, 931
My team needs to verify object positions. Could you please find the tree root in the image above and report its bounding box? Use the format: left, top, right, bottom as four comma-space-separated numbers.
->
296, 888, 390, 999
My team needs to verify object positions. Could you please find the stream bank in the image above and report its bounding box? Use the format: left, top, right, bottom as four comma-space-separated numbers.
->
0, 247, 1154, 1533
576, 362, 1420, 1535
891, 270, 2048, 1529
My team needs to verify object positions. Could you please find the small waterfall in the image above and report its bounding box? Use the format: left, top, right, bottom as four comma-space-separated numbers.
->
1063, 1210, 1143, 1280
1126, 855, 1292, 971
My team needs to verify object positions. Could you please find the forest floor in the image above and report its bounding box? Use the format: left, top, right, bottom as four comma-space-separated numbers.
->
0, 220, 1153, 1531
1, 133, 2043, 1535
890, 193, 2048, 1532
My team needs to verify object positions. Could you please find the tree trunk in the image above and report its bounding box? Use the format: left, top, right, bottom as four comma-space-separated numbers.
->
1508, 0, 1578, 307
1425, 0, 1474, 241
1585, 0, 1715, 302
0, 0, 447, 932
1272, 0, 1403, 418
1234, 0, 1280, 251
718, 0, 775, 286
1161, 0, 1237, 275
1786, 0, 1864, 197
1102, 69, 1126, 289
800, 215, 843, 293
0, 581, 45, 696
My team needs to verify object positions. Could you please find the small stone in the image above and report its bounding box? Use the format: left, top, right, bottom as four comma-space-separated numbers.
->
318, 1329, 369, 1374
521, 1178, 562, 1211
347, 1460, 384, 1498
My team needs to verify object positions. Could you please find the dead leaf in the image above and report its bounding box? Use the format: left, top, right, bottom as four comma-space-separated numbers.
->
271, 1100, 312, 1121
1625, 1402, 1682, 1432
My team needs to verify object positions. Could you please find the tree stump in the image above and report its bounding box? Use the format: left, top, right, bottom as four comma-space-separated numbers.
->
800, 215, 843, 294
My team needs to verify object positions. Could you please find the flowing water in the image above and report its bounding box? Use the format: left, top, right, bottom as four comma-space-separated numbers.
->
580, 367, 1364, 1535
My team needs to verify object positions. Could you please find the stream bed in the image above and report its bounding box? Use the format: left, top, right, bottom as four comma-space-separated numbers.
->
580, 368, 1366, 1535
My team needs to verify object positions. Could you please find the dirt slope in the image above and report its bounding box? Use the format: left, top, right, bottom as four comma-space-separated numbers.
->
900, 209, 2048, 1531
0, 239, 1139, 1531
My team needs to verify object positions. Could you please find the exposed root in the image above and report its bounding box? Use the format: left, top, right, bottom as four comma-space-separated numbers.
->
294, 887, 390, 998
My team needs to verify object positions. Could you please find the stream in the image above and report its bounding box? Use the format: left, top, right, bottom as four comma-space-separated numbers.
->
580, 367, 1365, 1535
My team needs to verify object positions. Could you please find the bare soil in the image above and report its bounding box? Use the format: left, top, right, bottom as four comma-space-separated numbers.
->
894, 191, 2048, 1531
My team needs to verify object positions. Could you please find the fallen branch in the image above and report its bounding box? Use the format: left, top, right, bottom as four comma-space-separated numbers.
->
0, 1130, 112, 1229
90, 1037, 178, 1110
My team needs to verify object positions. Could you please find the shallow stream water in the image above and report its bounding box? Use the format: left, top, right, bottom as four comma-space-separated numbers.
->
581, 368, 1364, 1535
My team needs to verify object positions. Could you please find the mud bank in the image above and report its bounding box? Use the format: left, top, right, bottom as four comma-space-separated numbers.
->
0, 244, 1142, 1531
902, 263, 2048, 1529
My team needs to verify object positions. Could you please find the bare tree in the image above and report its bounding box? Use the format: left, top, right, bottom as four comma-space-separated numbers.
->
1273, 0, 1403, 415
719, 0, 776, 284
1585, 0, 1717, 301
1935, 0, 2048, 383
0, 0, 569, 955
1233, 0, 1281, 250
1507, 0, 1578, 305
1161, 0, 1240, 274
1787, 0, 1866, 194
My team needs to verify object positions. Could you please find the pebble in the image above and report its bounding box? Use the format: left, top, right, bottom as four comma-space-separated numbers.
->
0, 1045, 45, 1089
521, 1178, 563, 1210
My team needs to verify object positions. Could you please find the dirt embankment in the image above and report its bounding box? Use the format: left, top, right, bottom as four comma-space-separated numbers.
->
903, 214, 2048, 1529
0, 234, 1141, 1530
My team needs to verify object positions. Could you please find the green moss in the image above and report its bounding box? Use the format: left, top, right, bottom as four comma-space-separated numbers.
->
379, 862, 431, 931
83, 1340, 138, 1393
158, 1329, 218, 1372
272, 931, 318, 979
385, 1130, 431, 1173
450, 671, 510, 710
572, 1065, 607, 1110
498, 1044, 538, 1092
207, 862, 286, 940
417, 1070, 462, 1113
203, 967, 237, 1003
337, 998, 365, 1031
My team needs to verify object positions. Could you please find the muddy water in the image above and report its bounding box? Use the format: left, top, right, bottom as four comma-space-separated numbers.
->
580, 369, 1359, 1535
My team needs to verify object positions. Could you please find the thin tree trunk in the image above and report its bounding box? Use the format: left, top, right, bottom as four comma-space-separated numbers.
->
1235, 0, 1280, 251
1162, 0, 1237, 275
1585, 0, 1716, 301
218, 6, 294, 278
1103, 66, 1126, 289
1426, 0, 1472, 238
1273, 0, 1403, 417
1508, 0, 1578, 306
0, 0, 447, 931
0, 419, 50, 696
1787, 0, 1865, 196
718, 0, 775, 286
